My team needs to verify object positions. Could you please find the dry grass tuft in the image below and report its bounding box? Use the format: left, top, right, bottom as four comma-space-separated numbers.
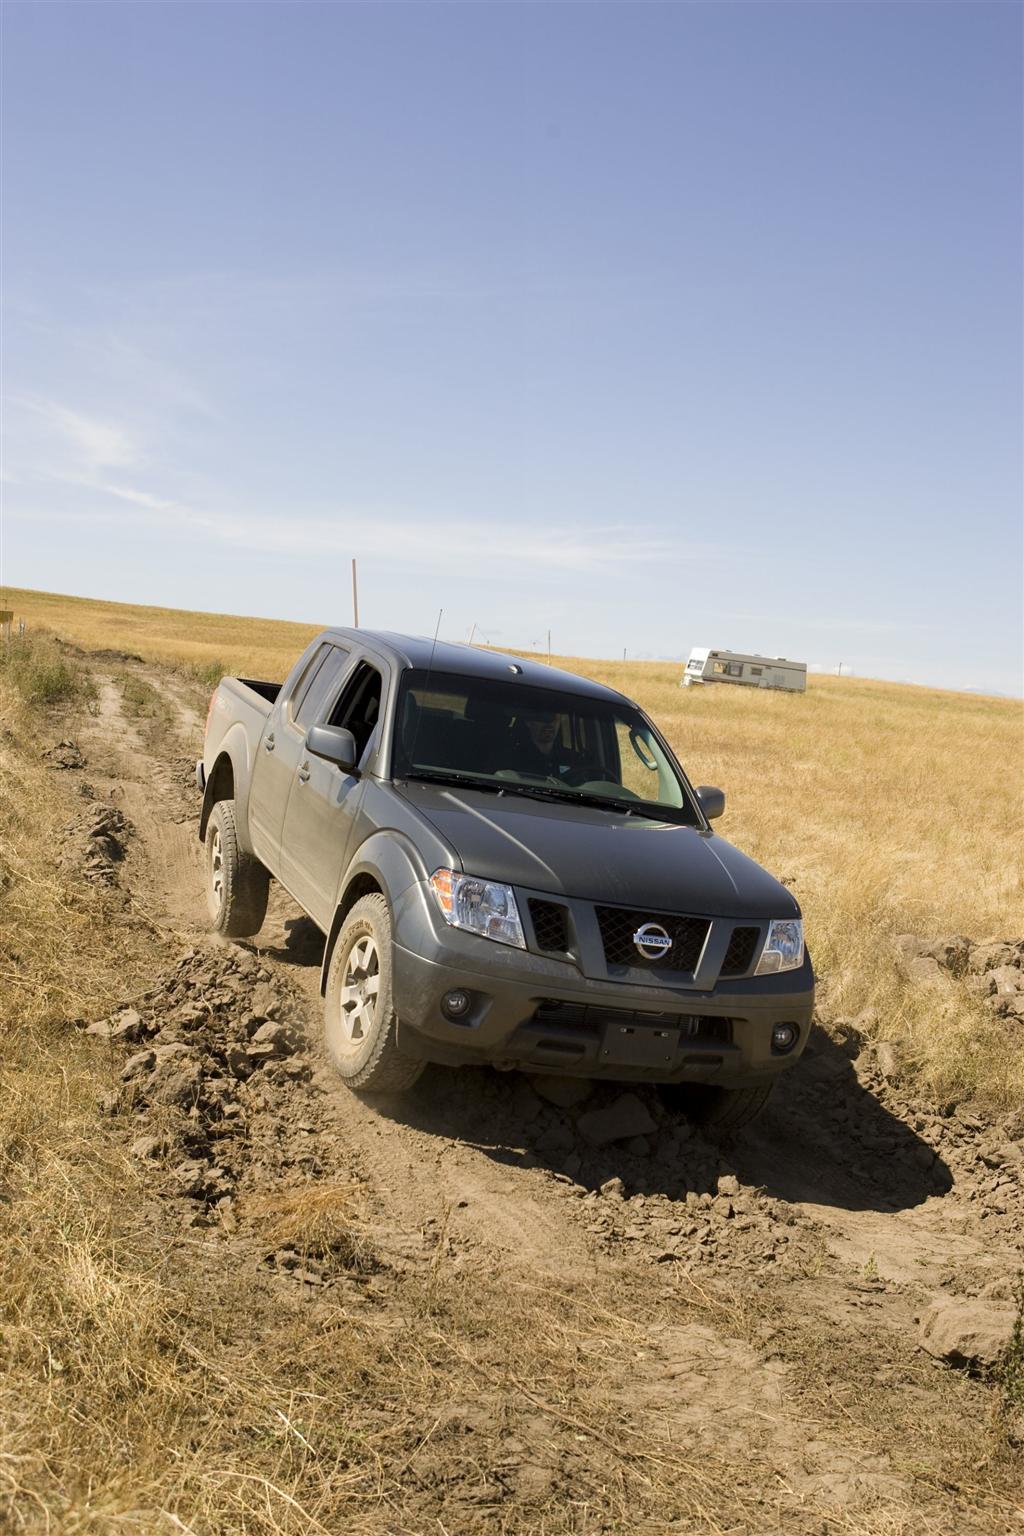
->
243, 1182, 380, 1271
0, 629, 95, 707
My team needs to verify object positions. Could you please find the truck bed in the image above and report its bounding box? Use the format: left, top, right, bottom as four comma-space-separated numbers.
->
236, 677, 281, 706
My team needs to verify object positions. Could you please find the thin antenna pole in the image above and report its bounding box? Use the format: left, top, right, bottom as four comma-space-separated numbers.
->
351, 559, 359, 628
403, 608, 442, 776
469, 622, 477, 646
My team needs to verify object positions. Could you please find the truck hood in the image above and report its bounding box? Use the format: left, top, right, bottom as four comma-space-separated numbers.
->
396, 783, 799, 920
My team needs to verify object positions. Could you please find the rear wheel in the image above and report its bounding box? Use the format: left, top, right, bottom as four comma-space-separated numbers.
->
324, 894, 423, 1094
659, 1081, 773, 1137
205, 799, 270, 937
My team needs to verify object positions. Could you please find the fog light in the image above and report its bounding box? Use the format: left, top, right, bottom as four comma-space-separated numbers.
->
443, 989, 471, 1020
771, 1022, 798, 1053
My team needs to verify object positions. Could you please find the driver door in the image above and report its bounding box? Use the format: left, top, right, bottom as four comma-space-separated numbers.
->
279, 658, 386, 929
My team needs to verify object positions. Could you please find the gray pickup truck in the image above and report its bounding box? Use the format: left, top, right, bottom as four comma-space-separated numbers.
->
198, 629, 813, 1130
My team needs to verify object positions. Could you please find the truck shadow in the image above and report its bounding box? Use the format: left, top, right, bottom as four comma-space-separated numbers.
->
378, 1023, 952, 1216
256, 913, 324, 969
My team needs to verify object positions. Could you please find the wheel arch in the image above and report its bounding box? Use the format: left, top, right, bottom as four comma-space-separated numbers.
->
199, 723, 254, 846
199, 751, 235, 840
320, 834, 425, 995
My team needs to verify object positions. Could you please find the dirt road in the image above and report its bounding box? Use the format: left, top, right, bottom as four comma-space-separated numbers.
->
52, 651, 1024, 1533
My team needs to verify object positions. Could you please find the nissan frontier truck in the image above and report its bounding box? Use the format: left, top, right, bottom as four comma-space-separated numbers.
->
197, 630, 814, 1130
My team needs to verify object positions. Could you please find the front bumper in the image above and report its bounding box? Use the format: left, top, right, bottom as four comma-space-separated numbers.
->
390, 882, 814, 1086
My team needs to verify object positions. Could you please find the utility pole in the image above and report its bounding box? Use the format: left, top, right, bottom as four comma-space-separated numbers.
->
837, 661, 843, 677
547, 630, 551, 664
468, 622, 477, 646
351, 559, 359, 627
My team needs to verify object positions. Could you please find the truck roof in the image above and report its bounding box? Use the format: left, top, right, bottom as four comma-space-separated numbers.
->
321, 628, 625, 704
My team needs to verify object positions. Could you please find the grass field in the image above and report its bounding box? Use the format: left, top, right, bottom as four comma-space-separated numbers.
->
4, 584, 1023, 1106
3, 595, 1023, 1535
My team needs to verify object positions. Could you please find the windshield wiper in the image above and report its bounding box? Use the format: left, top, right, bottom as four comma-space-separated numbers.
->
401, 770, 506, 795
401, 771, 682, 822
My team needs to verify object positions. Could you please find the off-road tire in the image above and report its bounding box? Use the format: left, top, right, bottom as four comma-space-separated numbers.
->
659, 1081, 773, 1138
324, 894, 423, 1095
205, 799, 270, 938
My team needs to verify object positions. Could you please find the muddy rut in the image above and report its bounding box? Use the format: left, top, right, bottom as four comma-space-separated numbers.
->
56, 653, 1024, 1533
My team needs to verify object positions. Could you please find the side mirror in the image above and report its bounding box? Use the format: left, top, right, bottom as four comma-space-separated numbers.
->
695, 785, 725, 820
305, 724, 358, 773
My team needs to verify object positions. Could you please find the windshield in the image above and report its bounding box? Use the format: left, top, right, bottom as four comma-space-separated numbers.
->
392, 669, 699, 824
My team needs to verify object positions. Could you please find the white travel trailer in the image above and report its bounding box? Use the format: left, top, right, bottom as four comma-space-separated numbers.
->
682, 648, 807, 693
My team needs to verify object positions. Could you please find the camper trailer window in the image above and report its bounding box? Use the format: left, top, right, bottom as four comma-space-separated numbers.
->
725, 663, 743, 677
713, 662, 727, 675
750, 667, 762, 677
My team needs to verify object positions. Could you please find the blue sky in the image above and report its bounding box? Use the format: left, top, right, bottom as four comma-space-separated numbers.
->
2, 1, 1021, 694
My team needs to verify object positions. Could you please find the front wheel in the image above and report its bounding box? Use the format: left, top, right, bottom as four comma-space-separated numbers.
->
659, 1081, 773, 1138
324, 894, 423, 1094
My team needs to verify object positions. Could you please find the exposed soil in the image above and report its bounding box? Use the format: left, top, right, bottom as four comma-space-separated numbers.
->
39, 653, 1024, 1532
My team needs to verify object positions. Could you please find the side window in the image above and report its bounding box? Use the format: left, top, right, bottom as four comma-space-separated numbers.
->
329, 662, 384, 764
288, 643, 331, 719
293, 646, 350, 729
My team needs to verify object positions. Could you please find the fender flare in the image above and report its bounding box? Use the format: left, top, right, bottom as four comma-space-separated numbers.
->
320, 832, 429, 995
198, 722, 255, 849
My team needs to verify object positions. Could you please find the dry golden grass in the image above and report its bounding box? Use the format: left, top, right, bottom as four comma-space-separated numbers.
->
8, 584, 1023, 1106
4, 584, 320, 685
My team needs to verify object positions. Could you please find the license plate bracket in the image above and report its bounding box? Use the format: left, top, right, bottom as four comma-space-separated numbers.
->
599, 1022, 677, 1068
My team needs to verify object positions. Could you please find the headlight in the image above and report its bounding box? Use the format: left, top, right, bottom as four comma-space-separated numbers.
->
429, 869, 525, 949
754, 919, 804, 975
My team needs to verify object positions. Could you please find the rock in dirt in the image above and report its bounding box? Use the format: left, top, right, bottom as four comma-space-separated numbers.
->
578, 1092, 657, 1147
893, 935, 932, 966
989, 964, 1023, 997
122, 1049, 157, 1081
529, 1074, 594, 1110
44, 739, 85, 769
969, 941, 1020, 973
906, 955, 943, 985
917, 1298, 1016, 1372
249, 982, 282, 1021
85, 1008, 144, 1042
147, 1051, 203, 1107
875, 1040, 904, 1081
925, 935, 973, 975
250, 1021, 301, 1056
510, 1080, 544, 1122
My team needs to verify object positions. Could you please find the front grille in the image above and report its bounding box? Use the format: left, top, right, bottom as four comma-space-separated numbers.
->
533, 999, 731, 1044
595, 905, 710, 971
528, 899, 570, 953
720, 926, 760, 977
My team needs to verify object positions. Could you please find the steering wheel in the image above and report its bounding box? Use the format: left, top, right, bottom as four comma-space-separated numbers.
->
560, 763, 609, 787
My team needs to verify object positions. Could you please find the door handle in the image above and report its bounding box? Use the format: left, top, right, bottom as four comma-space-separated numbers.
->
264, 733, 275, 752
297, 761, 311, 783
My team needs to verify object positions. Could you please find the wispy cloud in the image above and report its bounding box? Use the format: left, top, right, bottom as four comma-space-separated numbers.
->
25, 488, 719, 575
719, 609, 942, 637
9, 391, 733, 577
14, 396, 140, 472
